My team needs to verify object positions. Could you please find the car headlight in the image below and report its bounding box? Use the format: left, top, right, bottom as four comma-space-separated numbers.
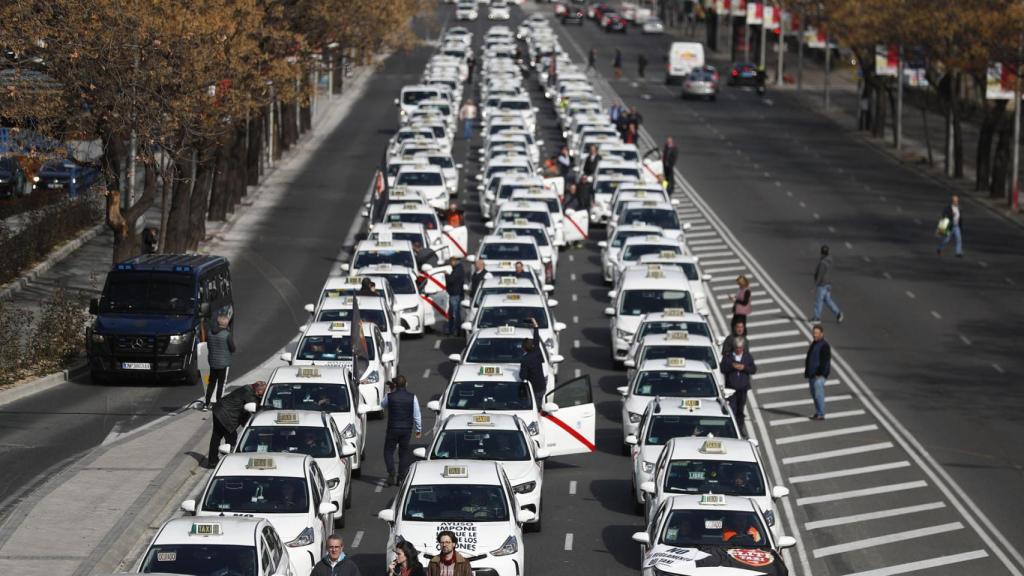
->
641, 461, 655, 474
169, 332, 192, 344
327, 478, 340, 489
286, 527, 316, 548
363, 370, 380, 383
764, 509, 776, 527
527, 421, 539, 436
32, 176, 39, 182
616, 329, 632, 341
342, 423, 357, 439
513, 481, 536, 494
402, 306, 419, 315
90, 333, 105, 344
628, 412, 642, 424
490, 535, 518, 556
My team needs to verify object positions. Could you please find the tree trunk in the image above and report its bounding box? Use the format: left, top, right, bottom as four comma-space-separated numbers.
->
158, 158, 175, 252
247, 111, 263, 185
207, 136, 234, 222
991, 124, 1012, 199
229, 123, 248, 208
301, 103, 311, 133
976, 99, 1008, 192
187, 149, 215, 250
281, 101, 297, 151
164, 152, 196, 254
273, 102, 283, 161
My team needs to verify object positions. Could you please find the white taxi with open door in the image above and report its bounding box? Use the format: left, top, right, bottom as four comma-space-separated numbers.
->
383, 202, 469, 260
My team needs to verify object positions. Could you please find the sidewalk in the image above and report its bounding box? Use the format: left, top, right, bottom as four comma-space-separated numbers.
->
0, 61, 378, 576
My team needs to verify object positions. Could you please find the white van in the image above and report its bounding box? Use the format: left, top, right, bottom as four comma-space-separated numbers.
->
667, 42, 705, 85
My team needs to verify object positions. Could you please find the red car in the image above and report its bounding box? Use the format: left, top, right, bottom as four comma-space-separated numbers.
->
602, 12, 627, 32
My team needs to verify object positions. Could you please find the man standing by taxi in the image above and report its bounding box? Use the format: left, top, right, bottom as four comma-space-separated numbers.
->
206, 380, 267, 468
469, 259, 487, 298
382, 375, 422, 485
458, 99, 477, 140
312, 534, 362, 576
519, 318, 547, 406
720, 339, 756, 437
662, 137, 678, 195
805, 325, 832, 421
446, 256, 466, 336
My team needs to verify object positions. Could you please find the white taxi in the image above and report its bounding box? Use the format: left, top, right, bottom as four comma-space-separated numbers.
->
599, 224, 671, 283
509, 187, 590, 249
591, 174, 641, 223
633, 494, 796, 576
464, 274, 554, 320
635, 253, 712, 317
624, 331, 721, 385
615, 200, 687, 241
463, 293, 565, 363
618, 356, 725, 445
627, 397, 740, 509
622, 310, 716, 364
492, 200, 565, 248
306, 295, 402, 375
395, 164, 449, 210
368, 221, 451, 266
135, 516, 296, 576
377, 461, 527, 576
609, 236, 687, 285
384, 202, 469, 260
470, 233, 550, 283
181, 453, 337, 576
358, 264, 444, 335
415, 413, 549, 531
605, 267, 696, 362
639, 436, 791, 531
448, 326, 561, 393
342, 238, 418, 273
263, 366, 368, 477
494, 221, 557, 276
282, 320, 394, 412
229, 410, 357, 527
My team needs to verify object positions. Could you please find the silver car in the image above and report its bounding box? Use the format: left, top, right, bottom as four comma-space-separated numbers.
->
681, 66, 720, 100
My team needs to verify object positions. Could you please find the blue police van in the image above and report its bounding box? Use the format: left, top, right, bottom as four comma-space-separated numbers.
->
87, 254, 233, 384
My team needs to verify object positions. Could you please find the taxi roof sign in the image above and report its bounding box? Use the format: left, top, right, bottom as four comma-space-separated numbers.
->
666, 331, 689, 341
659, 250, 678, 258
344, 276, 362, 285
646, 270, 665, 279
503, 293, 521, 301
498, 276, 519, 286
478, 366, 503, 376
681, 399, 701, 411
329, 321, 348, 331
469, 414, 494, 427
246, 457, 277, 470
497, 325, 517, 335
275, 412, 300, 424
497, 261, 514, 268
699, 493, 727, 506
190, 522, 223, 536
442, 465, 469, 478
700, 436, 726, 454
513, 218, 529, 225
501, 232, 520, 240
296, 367, 321, 378
663, 308, 687, 316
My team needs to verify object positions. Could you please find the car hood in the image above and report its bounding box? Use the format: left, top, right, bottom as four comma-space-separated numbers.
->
94, 313, 193, 336
616, 316, 642, 334
395, 293, 422, 310
498, 460, 539, 484
638, 444, 664, 465
399, 521, 513, 555
646, 543, 788, 575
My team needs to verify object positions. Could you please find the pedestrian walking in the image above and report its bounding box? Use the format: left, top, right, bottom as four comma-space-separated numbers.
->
731, 275, 752, 329
804, 325, 832, 421
427, 531, 472, 576
720, 320, 747, 357
467, 54, 476, 81
142, 227, 159, 254
312, 534, 362, 576
637, 53, 648, 79
613, 49, 624, 79
518, 318, 547, 405
662, 136, 678, 194
628, 105, 644, 128
469, 259, 487, 297
720, 338, 756, 436
547, 56, 558, 87
381, 375, 422, 485
389, 540, 426, 576
936, 194, 964, 257
203, 313, 235, 410
810, 245, 844, 323
587, 47, 597, 72
413, 242, 437, 269
446, 256, 466, 336
458, 99, 477, 140
206, 380, 267, 468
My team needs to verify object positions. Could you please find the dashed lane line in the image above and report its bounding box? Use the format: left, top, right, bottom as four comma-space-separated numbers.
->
564, 533, 573, 551
788, 461, 911, 484
352, 530, 364, 548
770, 409, 866, 426
756, 353, 807, 365
842, 550, 990, 576
752, 341, 809, 352
796, 480, 928, 506
813, 522, 964, 559
746, 329, 801, 341
751, 367, 804, 380
569, 480, 577, 495
758, 379, 840, 395
782, 442, 894, 465
805, 502, 946, 531
775, 424, 879, 446
761, 394, 853, 410
744, 318, 793, 329
930, 310, 942, 320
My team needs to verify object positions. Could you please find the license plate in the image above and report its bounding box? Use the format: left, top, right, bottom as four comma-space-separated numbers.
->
47, 183, 63, 189
121, 362, 151, 370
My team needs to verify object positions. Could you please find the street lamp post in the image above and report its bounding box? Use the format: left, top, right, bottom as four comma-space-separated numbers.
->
776, 4, 785, 85
896, 46, 904, 151
824, 32, 831, 111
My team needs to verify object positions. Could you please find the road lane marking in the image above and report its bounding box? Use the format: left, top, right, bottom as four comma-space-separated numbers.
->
776, 424, 879, 445
352, 530, 364, 548
573, 339, 580, 349
771, 409, 865, 426
574, 368, 582, 378
799, 201, 806, 208
805, 501, 946, 530
705, 264, 748, 274
434, 340, 441, 350
686, 230, 717, 238
423, 369, 430, 379
813, 522, 963, 559
568, 253, 574, 262
993, 363, 1005, 374
796, 480, 927, 505
571, 293, 578, 302
745, 318, 792, 329
827, 226, 836, 233
979, 260, 988, 268
572, 315, 579, 324
564, 533, 574, 551
375, 479, 386, 493
959, 334, 972, 345
841, 550, 988, 576
930, 310, 942, 320
863, 255, 872, 263
782, 441, 893, 464
905, 290, 916, 299
701, 257, 741, 267
718, 290, 767, 300
752, 368, 804, 380
570, 273, 576, 281
569, 480, 577, 495
746, 329, 801, 341
844, 241, 853, 249
761, 394, 852, 409
688, 238, 726, 246
751, 341, 808, 352
882, 272, 892, 279
758, 379, 840, 395
694, 250, 738, 259
789, 461, 910, 484
813, 213, 821, 220
756, 353, 805, 365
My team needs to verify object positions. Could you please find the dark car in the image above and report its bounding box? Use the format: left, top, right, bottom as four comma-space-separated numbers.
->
32, 159, 100, 197
0, 157, 27, 199
727, 63, 759, 86
603, 12, 627, 32
562, 4, 585, 24
87, 254, 233, 384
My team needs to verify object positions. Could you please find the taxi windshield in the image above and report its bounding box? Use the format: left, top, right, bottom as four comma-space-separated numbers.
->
499, 100, 531, 110
447, 380, 533, 410
498, 211, 550, 227
620, 290, 693, 315
480, 242, 538, 261
637, 321, 711, 340
318, 308, 388, 329
264, 383, 351, 412
662, 510, 769, 548
403, 90, 437, 105
595, 180, 627, 195
432, 429, 531, 461
477, 306, 548, 329
386, 212, 438, 230
598, 166, 641, 180
353, 250, 415, 270
605, 149, 639, 162
497, 227, 549, 247
376, 273, 417, 294
403, 484, 510, 522
646, 415, 739, 444
473, 286, 538, 307
238, 426, 335, 459
140, 544, 257, 575
387, 232, 426, 245
465, 337, 528, 364
611, 230, 654, 248
397, 171, 444, 186
641, 345, 717, 370
203, 476, 308, 514
633, 370, 717, 397
297, 335, 376, 361
425, 156, 455, 169
665, 460, 765, 497
486, 165, 531, 180
491, 147, 528, 161
622, 244, 681, 261
621, 208, 680, 229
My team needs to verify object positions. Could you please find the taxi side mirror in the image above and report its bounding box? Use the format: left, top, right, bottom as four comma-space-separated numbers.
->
607, 290, 617, 299
603, 307, 615, 316
484, 221, 495, 229
181, 500, 197, 513
456, 163, 464, 169
543, 284, 555, 293
381, 352, 396, 363
341, 444, 357, 458
427, 400, 441, 412
218, 444, 232, 455
597, 240, 608, 248
518, 509, 537, 524
778, 536, 797, 549
461, 321, 473, 331
640, 481, 656, 494
547, 299, 559, 307
393, 326, 407, 334
357, 405, 372, 415
448, 353, 461, 363
671, 199, 680, 206
683, 222, 693, 231
625, 434, 638, 445
550, 354, 565, 364
542, 402, 560, 413
616, 386, 629, 396
461, 300, 471, 308
623, 359, 636, 368
378, 509, 396, 523
421, 263, 434, 272
340, 263, 351, 272
723, 388, 736, 399
466, 254, 477, 262
534, 448, 550, 460
319, 502, 339, 515
553, 322, 566, 332
413, 447, 427, 459
772, 486, 791, 499
280, 352, 293, 363
243, 402, 257, 414
393, 98, 399, 106
703, 274, 713, 281
303, 303, 315, 314
631, 532, 650, 545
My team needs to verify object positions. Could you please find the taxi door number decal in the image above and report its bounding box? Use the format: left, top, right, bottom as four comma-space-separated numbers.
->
542, 412, 595, 451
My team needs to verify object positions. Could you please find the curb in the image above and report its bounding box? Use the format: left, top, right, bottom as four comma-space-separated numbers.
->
0, 221, 106, 302
0, 359, 89, 408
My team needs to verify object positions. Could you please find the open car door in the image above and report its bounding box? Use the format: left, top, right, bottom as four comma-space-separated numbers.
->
540, 374, 596, 456
417, 266, 450, 327
441, 224, 469, 259
641, 147, 665, 187
543, 176, 565, 199
563, 208, 590, 244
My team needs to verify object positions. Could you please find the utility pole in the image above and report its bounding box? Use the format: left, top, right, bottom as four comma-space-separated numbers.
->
776, 4, 785, 85
744, 15, 750, 63
824, 32, 831, 111
896, 46, 904, 151
758, 9, 767, 70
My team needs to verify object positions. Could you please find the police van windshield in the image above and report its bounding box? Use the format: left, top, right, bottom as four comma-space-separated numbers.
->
646, 415, 739, 444
465, 337, 528, 364
318, 308, 388, 329
662, 510, 768, 548
620, 290, 693, 315
203, 477, 309, 514
353, 250, 416, 270
665, 461, 765, 497
386, 212, 438, 230
432, 429, 531, 461
447, 381, 533, 411
621, 208, 680, 230
477, 306, 548, 329
623, 244, 681, 261
238, 426, 335, 459
497, 227, 549, 247
642, 345, 717, 370
638, 321, 711, 340
297, 335, 375, 361
397, 171, 444, 186
480, 242, 538, 261
403, 485, 509, 522
633, 370, 717, 397
498, 211, 550, 227
100, 272, 195, 314
265, 383, 351, 413
140, 544, 257, 575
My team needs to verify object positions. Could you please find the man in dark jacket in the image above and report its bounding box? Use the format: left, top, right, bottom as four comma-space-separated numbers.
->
469, 259, 487, 298
720, 320, 747, 358
581, 145, 601, 177
662, 137, 678, 195
446, 257, 466, 336
811, 244, 843, 323
720, 339, 756, 437
381, 375, 422, 485
207, 380, 267, 467
518, 318, 547, 406
576, 174, 593, 211
805, 325, 832, 421
203, 313, 235, 411
312, 534, 361, 576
